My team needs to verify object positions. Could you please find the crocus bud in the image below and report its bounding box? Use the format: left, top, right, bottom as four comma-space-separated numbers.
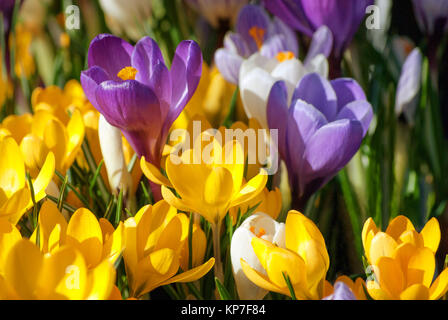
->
98, 114, 132, 196
230, 212, 285, 300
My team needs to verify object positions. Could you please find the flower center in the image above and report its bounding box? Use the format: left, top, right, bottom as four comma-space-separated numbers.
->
276, 51, 295, 63
248, 26, 266, 50
117, 66, 138, 81
250, 226, 266, 238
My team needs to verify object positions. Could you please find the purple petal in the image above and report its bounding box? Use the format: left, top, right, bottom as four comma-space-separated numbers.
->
80, 66, 110, 114
236, 4, 271, 53
331, 78, 367, 113
395, 48, 422, 124
305, 25, 333, 65
268, 17, 299, 56
323, 282, 357, 300
267, 81, 290, 162
214, 48, 243, 84
132, 37, 172, 119
87, 34, 134, 81
166, 40, 203, 131
263, 0, 314, 36
223, 32, 251, 57
293, 73, 338, 121
95, 80, 162, 140
302, 119, 363, 191
337, 100, 373, 137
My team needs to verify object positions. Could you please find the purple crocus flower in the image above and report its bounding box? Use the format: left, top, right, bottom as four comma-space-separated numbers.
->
323, 282, 357, 300
215, 4, 299, 84
267, 73, 372, 209
412, 0, 448, 36
263, 0, 373, 64
81, 34, 202, 167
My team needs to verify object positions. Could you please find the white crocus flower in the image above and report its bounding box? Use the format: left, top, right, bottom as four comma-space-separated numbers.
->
98, 115, 132, 196
230, 212, 285, 300
239, 52, 328, 129
99, 0, 152, 41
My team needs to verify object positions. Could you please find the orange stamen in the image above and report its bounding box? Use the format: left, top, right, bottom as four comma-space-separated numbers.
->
276, 51, 295, 63
256, 227, 266, 238
249, 26, 266, 50
250, 226, 256, 234
117, 66, 138, 81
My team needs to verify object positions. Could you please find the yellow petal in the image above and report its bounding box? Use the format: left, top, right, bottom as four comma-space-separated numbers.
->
385, 215, 415, 241
159, 257, 215, 286
85, 259, 116, 300
0, 218, 22, 272
140, 157, 172, 187
230, 172, 268, 208
161, 186, 202, 218
36, 201, 67, 253
5, 239, 43, 299
20, 135, 48, 177
398, 230, 424, 248
376, 257, 404, 299
420, 217, 440, 253
66, 208, 103, 268
102, 221, 124, 265
407, 247, 435, 288
400, 284, 429, 300
221, 140, 244, 193
240, 258, 284, 295
0, 137, 25, 196
203, 167, 233, 208
362, 218, 378, 258
369, 232, 398, 265
429, 268, 448, 300
43, 118, 68, 172
64, 109, 85, 171
366, 279, 391, 300
31, 152, 55, 203
0, 188, 31, 225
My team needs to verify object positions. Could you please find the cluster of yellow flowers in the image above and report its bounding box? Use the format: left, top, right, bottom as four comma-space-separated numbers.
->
0, 75, 447, 301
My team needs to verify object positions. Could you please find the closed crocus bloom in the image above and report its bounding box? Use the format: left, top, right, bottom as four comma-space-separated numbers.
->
412, 0, 448, 36
98, 115, 132, 196
241, 210, 329, 300
20, 110, 84, 174
0, 136, 54, 224
81, 34, 202, 168
99, 0, 152, 41
362, 216, 448, 300
123, 200, 215, 298
263, 0, 373, 61
214, 4, 299, 84
395, 48, 422, 125
267, 75, 373, 209
231, 212, 285, 300
0, 239, 116, 300
240, 49, 329, 129
185, 0, 249, 28
11, 24, 35, 79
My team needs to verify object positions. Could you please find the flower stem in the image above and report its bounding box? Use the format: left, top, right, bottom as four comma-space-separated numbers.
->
211, 220, 224, 284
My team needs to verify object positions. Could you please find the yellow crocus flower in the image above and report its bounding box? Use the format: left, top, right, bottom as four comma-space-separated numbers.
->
0, 239, 115, 300
240, 210, 330, 300
0, 136, 54, 225
11, 24, 35, 79
123, 200, 214, 298
30, 201, 124, 268
362, 216, 448, 300
20, 110, 84, 174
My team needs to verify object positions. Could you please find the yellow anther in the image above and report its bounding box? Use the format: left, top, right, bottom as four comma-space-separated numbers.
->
249, 26, 266, 50
276, 51, 295, 63
117, 66, 138, 81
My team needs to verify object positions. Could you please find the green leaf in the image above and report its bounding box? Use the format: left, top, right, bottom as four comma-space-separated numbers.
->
214, 277, 232, 300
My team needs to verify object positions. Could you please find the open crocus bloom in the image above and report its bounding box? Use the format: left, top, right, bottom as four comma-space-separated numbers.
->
362, 216, 448, 300
0, 136, 55, 225
215, 4, 299, 84
241, 210, 329, 300
240, 49, 329, 129
267, 74, 373, 208
123, 200, 215, 298
231, 212, 285, 300
160, 133, 268, 225
81, 34, 202, 167
263, 0, 374, 59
